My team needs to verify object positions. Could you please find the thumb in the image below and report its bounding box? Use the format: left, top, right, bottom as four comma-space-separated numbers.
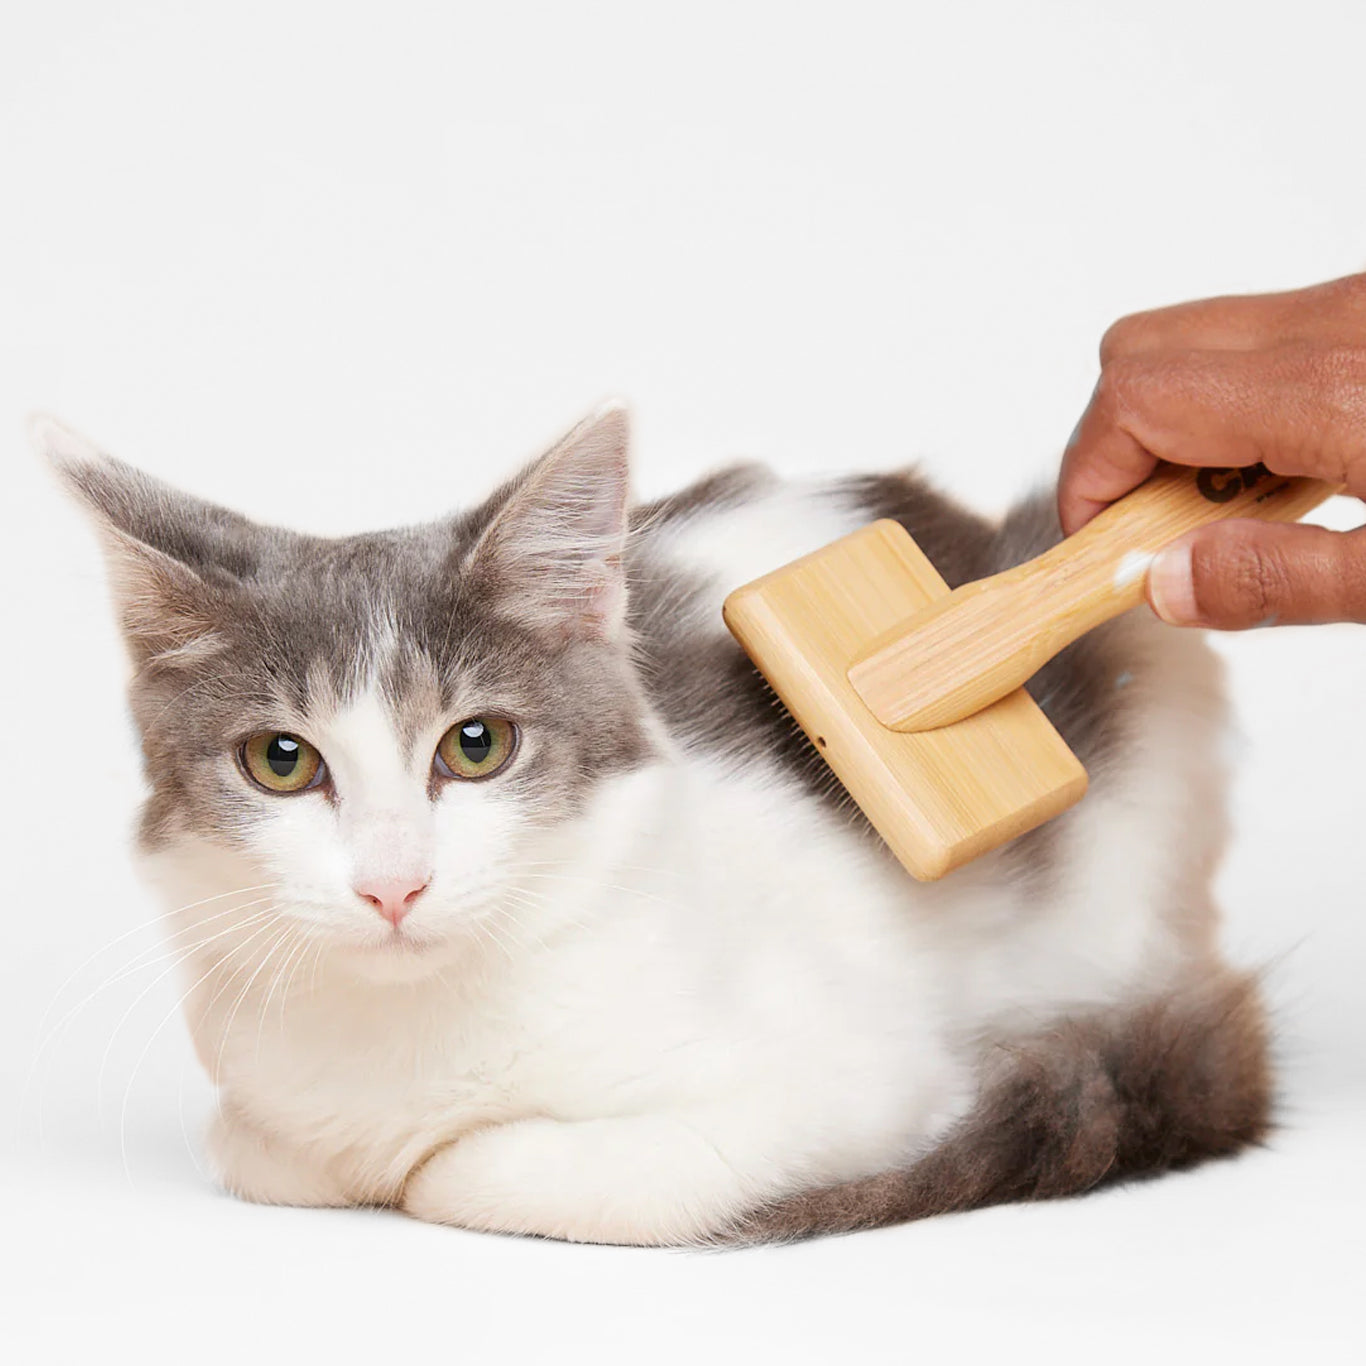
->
1145, 520, 1366, 629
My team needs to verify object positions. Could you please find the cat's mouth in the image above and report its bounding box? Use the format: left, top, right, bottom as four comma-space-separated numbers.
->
364, 927, 440, 955
332, 923, 457, 981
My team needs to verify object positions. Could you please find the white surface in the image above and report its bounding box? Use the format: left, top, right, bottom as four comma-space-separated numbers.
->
2, 2, 1363, 1360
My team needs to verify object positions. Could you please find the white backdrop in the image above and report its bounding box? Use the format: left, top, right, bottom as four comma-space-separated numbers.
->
2, 2, 1363, 1361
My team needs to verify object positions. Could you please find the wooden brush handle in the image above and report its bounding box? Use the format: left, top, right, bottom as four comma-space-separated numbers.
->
849, 463, 1339, 732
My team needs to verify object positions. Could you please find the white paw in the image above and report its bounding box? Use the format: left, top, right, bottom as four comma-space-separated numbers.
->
402, 1116, 748, 1245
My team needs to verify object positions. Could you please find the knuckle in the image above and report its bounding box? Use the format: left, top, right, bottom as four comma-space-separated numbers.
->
1335, 344, 1366, 397
1300, 346, 1366, 466
1098, 312, 1155, 366
1309, 344, 1366, 395
1091, 358, 1121, 409
1092, 355, 1146, 421
1329, 271, 1366, 304
1193, 528, 1288, 627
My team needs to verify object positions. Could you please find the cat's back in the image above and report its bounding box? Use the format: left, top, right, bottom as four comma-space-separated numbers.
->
626, 460, 1154, 800
624, 460, 1227, 961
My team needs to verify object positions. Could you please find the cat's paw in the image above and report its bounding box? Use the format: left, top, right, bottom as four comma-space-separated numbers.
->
207, 1111, 351, 1209
401, 1115, 749, 1246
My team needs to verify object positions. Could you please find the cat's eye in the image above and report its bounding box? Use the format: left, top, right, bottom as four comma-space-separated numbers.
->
435, 717, 517, 781
240, 732, 326, 794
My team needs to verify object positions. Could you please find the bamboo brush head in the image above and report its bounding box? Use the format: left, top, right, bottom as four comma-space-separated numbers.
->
722, 519, 1087, 881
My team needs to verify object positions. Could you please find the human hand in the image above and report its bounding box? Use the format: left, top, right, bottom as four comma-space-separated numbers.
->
1059, 273, 1366, 628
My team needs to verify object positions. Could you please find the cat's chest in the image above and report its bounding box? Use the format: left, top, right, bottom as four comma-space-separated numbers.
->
215, 979, 541, 1190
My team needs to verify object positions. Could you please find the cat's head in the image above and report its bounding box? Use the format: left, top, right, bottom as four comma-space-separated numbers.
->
40, 405, 659, 979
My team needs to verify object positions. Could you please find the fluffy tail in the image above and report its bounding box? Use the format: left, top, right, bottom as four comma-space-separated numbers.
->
724, 971, 1271, 1244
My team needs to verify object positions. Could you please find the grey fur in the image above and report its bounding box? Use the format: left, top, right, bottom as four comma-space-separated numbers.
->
721, 969, 1270, 1244
61, 428, 655, 853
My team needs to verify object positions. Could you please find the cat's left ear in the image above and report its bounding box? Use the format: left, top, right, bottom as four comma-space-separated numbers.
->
466, 402, 632, 642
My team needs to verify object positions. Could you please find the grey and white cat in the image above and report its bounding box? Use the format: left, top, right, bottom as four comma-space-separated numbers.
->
40, 404, 1269, 1245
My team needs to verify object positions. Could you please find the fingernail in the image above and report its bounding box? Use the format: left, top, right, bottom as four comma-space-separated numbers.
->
1146, 540, 1200, 626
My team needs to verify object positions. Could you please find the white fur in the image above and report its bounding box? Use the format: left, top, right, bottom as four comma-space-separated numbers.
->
656, 479, 864, 620
145, 483, 1227, 1247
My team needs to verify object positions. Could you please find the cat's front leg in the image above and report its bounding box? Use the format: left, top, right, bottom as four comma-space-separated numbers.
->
402, 1113, 772, 1246
207, 1108, 351, 1209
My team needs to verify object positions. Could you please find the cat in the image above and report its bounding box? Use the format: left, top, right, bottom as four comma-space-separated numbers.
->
39, 404, 1270, 1246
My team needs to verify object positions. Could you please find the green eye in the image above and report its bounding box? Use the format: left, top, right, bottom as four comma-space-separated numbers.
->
436, 717, 516, 781
241, 732, 325, 794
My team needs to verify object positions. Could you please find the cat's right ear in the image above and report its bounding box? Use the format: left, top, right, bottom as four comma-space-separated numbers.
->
463, 403, 633, 642
33, 417, 248, 665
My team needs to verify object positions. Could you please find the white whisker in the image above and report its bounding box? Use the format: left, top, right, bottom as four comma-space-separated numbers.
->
24, 891, 285, 1127
30, 882, 282, 1046
93, 906, 281, 1127
210, 924, 296, 1119
253, 929, 312, 1063
177, 1048, 209, 1184
277, 935, 319, 1032
508, 868, 680, 910
469, 915, 516, 964
116, 917, 286, 1187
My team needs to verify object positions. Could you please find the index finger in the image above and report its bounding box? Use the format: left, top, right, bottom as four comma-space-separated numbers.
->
1058, 386, 1158, 535
1060, 343, 1366, 535
1099, 274, 1366, 364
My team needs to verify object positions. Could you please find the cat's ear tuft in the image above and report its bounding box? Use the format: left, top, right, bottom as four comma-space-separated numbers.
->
33, 416, 234, 665
467, 402, 633, 642
30, 413, 103, 477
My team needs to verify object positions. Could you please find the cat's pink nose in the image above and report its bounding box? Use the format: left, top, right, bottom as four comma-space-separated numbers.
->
354, 876, 430, 927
